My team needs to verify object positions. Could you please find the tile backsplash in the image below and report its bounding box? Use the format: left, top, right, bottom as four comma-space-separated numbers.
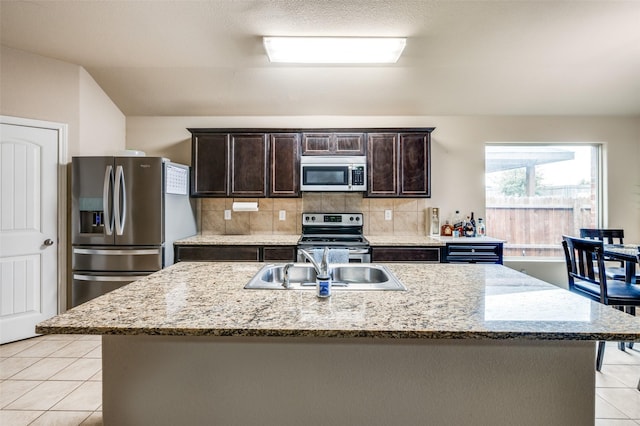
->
199, 193, 434, 236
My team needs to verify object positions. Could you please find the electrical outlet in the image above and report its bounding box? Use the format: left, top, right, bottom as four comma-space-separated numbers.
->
224, 210, 231, 220
384, 210, 392, 221
279, 210, 286, 221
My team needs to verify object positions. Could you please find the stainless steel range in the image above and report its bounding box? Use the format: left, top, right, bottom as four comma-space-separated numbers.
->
297, 213, 370, 263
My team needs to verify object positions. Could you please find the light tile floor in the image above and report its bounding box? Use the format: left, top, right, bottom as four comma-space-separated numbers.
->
1, 335, 639, 425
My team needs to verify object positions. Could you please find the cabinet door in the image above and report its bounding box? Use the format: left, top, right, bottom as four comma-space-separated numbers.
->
174, 245, 260, 262
263, 246, 297, 262
367, 133, 398, 196
444, 243, 503, 264
371, 247, 440, 262
334, 133, 365, 155
230, 134, 268, 197
270, 133, 300, 197
399, 133, 430, 197
192, 133, 228, 196
301, 132, 365, 155
301, 133, 332, 155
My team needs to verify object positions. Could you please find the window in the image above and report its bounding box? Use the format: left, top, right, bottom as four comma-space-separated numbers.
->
485, 144, 601, 258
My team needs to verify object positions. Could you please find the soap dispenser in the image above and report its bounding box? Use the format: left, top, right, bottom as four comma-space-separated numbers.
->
316, 247, 331, 298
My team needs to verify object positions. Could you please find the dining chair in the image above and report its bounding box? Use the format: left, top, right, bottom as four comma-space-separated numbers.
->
579, 228, 639, 282
561, 235, 640, 371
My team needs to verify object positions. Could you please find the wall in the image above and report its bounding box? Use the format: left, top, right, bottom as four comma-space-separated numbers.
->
199, 195, 430, 236
127, 115, 639, 285
78, 68, 126, 156
0, 46, 126, 159
1, 46, 80, 156
127, 115, 640, 241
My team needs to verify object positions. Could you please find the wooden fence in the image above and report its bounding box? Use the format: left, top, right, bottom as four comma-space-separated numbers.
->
486, 196, 596, 257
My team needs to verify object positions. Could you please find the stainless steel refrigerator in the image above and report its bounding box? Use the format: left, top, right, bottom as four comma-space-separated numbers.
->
71, 156, 196, 307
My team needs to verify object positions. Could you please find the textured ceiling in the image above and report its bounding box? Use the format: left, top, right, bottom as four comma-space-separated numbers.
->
2, 0, 639, 116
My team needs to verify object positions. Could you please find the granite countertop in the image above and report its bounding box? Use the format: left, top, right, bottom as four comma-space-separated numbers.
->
367, 235, 504, 246
175, 234, 300, 245
175, 234, 504, 247
37, 262, 640, 341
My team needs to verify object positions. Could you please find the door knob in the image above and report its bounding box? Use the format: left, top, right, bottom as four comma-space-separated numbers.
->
44, 239, 54, 246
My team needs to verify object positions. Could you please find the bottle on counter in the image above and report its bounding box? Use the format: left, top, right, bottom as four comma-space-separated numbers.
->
470, 212, 476, 232
452, 210, 463, 230
440, 220, 453, 237
463, 215, 475, 237
477, 218, 486, 237
452, 210, 464, 237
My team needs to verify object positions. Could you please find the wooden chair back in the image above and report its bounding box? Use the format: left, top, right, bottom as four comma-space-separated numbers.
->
562, 235, 608, 304
579, 228, 624, 244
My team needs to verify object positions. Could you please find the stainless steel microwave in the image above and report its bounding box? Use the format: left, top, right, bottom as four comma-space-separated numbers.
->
300, 155, 366, 192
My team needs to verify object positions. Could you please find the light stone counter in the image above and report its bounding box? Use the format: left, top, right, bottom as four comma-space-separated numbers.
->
37, 262, 639, 340
366, 235, 504, 246
174, 233, 503, 247
174, 233, 300, 245
36, 262, 640, 425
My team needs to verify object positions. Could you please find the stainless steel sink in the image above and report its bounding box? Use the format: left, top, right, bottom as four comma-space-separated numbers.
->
244, 263, 406, 291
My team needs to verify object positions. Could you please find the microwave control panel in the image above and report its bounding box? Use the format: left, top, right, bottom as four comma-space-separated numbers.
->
352, 166, 365, 186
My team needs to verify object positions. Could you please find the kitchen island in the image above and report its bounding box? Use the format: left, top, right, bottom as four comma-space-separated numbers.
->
37, 262, 640, 425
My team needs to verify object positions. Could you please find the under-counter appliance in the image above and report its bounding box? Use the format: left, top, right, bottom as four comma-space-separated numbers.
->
297, 213, 370, 262
71, 156, 196, 307
300, 155, 366, 192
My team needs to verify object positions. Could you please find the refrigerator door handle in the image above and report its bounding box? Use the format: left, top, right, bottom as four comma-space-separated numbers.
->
114, 165, 127, 235
73, 248, 161, 255
103, 165, 114, 235
73, 274, 149, 282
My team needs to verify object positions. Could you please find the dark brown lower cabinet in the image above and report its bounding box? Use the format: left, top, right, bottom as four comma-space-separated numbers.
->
441, 243, 503, 264
371, 247, 440, 262
174, 245, 297, 262
263, 246, 297, 262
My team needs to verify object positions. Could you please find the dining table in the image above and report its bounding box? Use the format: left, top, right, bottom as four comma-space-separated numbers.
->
603, 243, 639, 355
604, 244, 639, 284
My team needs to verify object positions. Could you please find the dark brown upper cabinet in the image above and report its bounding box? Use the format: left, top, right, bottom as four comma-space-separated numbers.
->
367, 133, 397, 196
191, 133, 228, 196
190, 127, 433, 198
269, 133, 300, 197
301, 132, 365, 155
190, 131, 267, 197
367, 131, 432, 198
229, 133, 268, 197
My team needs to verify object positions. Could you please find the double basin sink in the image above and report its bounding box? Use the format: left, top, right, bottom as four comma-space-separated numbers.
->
244, 263, 406, 291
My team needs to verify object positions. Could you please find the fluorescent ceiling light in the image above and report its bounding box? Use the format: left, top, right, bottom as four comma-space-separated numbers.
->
263, 37, 406, 64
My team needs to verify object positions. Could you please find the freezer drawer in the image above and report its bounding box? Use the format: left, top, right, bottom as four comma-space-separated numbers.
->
72, 272, 151, 307
73, 246, 163, 271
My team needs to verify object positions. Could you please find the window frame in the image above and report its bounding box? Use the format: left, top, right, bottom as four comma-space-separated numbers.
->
484, 142, 604, 259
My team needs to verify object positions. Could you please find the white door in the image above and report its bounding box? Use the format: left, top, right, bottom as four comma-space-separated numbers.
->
0, 122, 59, 344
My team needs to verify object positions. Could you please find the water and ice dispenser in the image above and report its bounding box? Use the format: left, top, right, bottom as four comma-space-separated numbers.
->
78, 198, 108, 234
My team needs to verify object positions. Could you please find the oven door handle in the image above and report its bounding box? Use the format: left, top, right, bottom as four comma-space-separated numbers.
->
346, 248, 370, 254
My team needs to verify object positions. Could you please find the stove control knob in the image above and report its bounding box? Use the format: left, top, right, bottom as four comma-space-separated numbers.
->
349, 216, 354, 221
311, 216, 316, 221
355, 217, 360, 221
305, 216, 310, 222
